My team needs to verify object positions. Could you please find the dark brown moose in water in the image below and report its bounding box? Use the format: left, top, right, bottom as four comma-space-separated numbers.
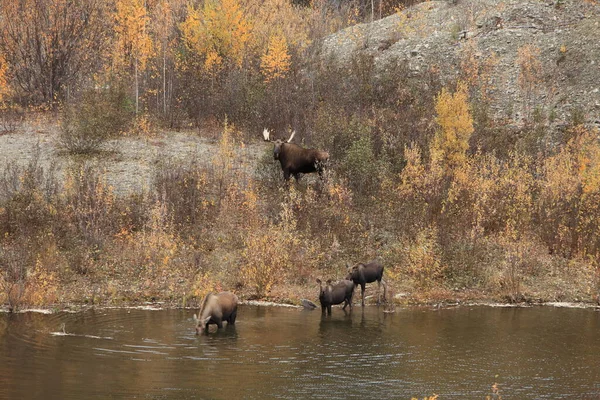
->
194, 291, 238, 334
263, 128, 329, 181
316, 278, 355, 315
346, 260, 387, 306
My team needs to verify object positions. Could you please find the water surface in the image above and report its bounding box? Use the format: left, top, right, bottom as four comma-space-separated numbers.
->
1, 305, 599, 399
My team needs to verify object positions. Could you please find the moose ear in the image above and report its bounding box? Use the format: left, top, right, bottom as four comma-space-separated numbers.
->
193, 314, 199, 322
287, 130, 296, 143
263, 128, 270, 141
204, 316, 211, 324
326, 279, 332, 285
316, 278, 321, 284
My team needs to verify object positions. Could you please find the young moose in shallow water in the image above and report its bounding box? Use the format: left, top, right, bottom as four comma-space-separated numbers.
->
346, 260, 387, 306
316, 278, 355, 315
194, 291, 238, 335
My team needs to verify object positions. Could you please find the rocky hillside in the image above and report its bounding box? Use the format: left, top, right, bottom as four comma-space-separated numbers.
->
320, 0, 600, 132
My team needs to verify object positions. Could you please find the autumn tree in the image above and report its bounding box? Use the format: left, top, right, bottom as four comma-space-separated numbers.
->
0, 0, 109, 105
260, 33, 292, 83
0, 51, 8, 101
114, 0, 153, 114
179, 0, 252, 121
431, 82, 474, 173
180, 0, 252, 71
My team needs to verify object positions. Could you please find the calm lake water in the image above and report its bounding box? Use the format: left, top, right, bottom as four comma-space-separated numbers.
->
1, 305, 599, 399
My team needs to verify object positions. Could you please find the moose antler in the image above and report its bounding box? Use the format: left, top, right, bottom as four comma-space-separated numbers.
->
262, 128, 271, 141
287, 130, 295, 143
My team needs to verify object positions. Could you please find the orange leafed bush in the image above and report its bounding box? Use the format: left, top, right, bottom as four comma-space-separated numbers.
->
180, 0, 252, 69
0, 51, 8, 101
539, 125, 600, 258
261, 33, 291, 83
241, 203, 299, 298
432, 82, 474, 172
114, 0, 153, 70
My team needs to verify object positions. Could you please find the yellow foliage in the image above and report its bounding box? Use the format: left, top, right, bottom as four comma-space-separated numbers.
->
193, 272, 222, 300
446, 151, 534, 238
539, 126, 600, 257
212, 118, 238, 207
114, 0, 153, 70
387, 144, 446, 231
0, 51, 8, 101
411, 395, 438, 400
180, 0, 252, 69
124, 113, 156, 136
432, 82, 474, 172
261, 33, 291, 83
204, 50, 224, 76
24, 256, 58, 306
241, 202, 299, 297
247, 0, 332, 52
403, 225, 445, 289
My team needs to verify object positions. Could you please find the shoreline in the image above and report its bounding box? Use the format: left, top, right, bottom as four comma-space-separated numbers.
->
3, 299, 599, 315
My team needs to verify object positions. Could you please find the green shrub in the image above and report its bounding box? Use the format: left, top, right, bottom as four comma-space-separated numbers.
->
59, 87, 133, 154
339, 133, 384, 196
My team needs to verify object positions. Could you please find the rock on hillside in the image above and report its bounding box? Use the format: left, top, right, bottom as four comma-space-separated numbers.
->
320, 0, 600, 131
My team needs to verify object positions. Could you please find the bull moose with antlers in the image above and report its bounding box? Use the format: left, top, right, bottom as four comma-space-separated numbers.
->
263, 128, 329, 181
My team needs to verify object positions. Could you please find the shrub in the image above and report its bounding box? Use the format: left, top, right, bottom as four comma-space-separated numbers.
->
0, 102, 24, 134
0, 244, 27, 311
0, 150, 62, 310
401, 224, 445, 289
63, 162, 117, 252
241, 202, 299, 298
338, 133, 385, 197
59, 87, 133, 154
538, 126, 600, 258
153, 160, 211, 232
431, 82, 474, 173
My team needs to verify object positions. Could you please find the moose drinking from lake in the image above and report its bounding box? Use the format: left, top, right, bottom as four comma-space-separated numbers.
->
316, 278, 355, 315
263, 128, 329, 181
194, 291, 238, 334
346, 260, 387, 306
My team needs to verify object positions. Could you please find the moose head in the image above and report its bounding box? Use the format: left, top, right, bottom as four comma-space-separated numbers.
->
263, 128, 295, 161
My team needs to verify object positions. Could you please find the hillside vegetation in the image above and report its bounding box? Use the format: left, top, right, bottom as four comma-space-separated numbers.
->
1, 0, 599, 310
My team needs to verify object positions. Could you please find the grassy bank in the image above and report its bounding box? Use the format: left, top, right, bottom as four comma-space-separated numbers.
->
1, 117, 599, 312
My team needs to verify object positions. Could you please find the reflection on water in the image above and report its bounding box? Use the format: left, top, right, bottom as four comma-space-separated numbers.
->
1, 305, 600, 399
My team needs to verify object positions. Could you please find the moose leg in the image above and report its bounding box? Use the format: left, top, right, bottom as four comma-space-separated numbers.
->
381, 278, 387, 303
327, 305, 332, 315
343, 298, 352, 310
321, 305, 327, 315
360, 283, 366, 307
229, 310, 237, 325
343, 299, 349, 310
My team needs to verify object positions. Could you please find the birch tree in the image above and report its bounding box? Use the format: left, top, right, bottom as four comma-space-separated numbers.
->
151, 0, 176, 117
114, 0, 153, 114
